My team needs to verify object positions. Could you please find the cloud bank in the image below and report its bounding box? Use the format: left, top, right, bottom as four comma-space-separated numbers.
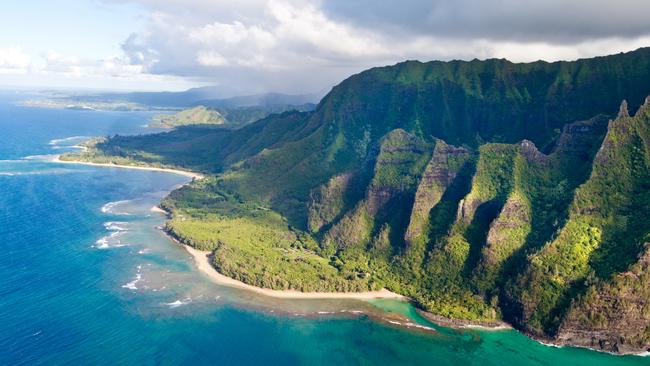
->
5, 1, 650, 93
107, 0, 650, 94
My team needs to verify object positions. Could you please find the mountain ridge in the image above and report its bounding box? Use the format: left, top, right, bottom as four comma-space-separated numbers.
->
62, 47, 650, 354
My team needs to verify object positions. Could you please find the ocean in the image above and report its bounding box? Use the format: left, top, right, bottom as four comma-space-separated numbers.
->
0, 91, 646, 365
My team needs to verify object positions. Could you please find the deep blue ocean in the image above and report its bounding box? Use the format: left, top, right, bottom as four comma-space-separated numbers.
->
0, 91, 647, 365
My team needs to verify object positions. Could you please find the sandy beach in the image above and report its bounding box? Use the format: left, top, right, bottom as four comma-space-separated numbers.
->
182, 244, 405, 300
54, 156, 204, 180
59, 154, 515, 330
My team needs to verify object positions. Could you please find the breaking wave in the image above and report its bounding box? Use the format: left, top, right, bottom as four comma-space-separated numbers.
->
122, 265, 143, 290
101, 200, 132, 215
164, 297, 192, 308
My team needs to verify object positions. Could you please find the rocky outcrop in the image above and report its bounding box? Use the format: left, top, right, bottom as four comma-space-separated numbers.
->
553, 115, 608, 162
506, 97, 650, 339
556, 243, 650, 354
456, 144, 517, 225
618, 99, 629, 118
323, 129, 432, 251
473, 191, 531, 292
404, 140, 472, 246
551, 100, 650, 354
307, 172, 354, 233
518, 140, 548, 164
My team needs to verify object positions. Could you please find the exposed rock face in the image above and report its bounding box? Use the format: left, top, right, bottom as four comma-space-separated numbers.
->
556, 243, 650, 354
364, 129, 428, 217
457, 144, 517, 225
550, 99, 650, 354
404, 140, 472, 246
307, 172, 354, 233
518, 140, 548, 164
484, 194, 531, 258
473, 191, 531, 292
323, 129, 432, 252
618, 99, 630, 118
507, 97, 650, 340
553, 116, 609, 160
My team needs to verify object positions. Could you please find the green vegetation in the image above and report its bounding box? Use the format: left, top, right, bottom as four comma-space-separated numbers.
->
161, 178, 375, 291
64, 48, 650, 353
149, 103, 316, 129
508, 101, 650, 336
150, 106, 226, 128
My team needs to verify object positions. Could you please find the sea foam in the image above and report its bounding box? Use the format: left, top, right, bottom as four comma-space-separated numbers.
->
122, 265, 143, 290
48, 136, 90, 146
22, 154, 59, 161
164, 297, 192, 308
94, 231, 128, 249
0, 168, 81, 176
94, 222, 130, 249
101, 200, 132, 215
104, 221, 129, 231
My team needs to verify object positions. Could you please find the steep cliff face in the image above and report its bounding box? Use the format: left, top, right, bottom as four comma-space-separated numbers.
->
417, 143, 524, 320
307, 48, 650, 153
473, 190, 531, 293
409, 113, 610, 323
507, 100, 650, 344
177, 47, 650, 228
404, 140, 473, 248
322, 129, 432, 255
556, 243, 650, 354
550, 99, 650, 354
307, 172, 356, 233
457, 144, 518, 226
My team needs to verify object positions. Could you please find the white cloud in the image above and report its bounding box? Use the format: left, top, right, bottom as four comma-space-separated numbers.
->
6, 0, 650, 92
0, 47, 32, 74
113, 0, 404, 92
268, 1, 386, 59
196, 51, 229, 67
106, 0, 650, 94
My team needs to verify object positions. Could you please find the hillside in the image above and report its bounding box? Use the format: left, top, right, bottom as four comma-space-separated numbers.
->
150, 106, 226, 128
64, 48, 650, 354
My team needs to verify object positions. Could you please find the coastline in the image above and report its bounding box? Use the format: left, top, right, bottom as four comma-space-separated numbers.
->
181, 243, 406, 300
53, 156, 204, 180
58, 155, 648, 355
55, 157, 383, 300
416, 309, 511, 331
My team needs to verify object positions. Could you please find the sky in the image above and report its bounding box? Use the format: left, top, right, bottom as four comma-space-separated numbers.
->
1, 0, 650, 94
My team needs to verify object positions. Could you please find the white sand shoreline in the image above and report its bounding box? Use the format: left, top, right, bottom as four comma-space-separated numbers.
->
56, 155, 511, 328
53, 156, 204, 180
182, 244, 405, 300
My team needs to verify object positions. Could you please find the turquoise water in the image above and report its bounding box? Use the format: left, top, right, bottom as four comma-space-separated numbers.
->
0, 91, 647, 365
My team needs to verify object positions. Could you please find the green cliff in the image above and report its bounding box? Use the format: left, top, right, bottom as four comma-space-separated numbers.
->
65, 48, 650, 354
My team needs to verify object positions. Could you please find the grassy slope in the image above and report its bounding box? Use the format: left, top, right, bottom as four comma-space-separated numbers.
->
150, 106, 226, 128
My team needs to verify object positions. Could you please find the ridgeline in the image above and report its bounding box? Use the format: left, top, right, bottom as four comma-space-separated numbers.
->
64, 47, 650, 354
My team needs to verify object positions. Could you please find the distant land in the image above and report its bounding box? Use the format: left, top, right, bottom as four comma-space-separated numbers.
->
31, 88, 321, 109
149, 106, 227, 128
19, 90, 319, 128
149, 104, 317, 129
17, 99, 173, 112
64, 47, 650, 354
